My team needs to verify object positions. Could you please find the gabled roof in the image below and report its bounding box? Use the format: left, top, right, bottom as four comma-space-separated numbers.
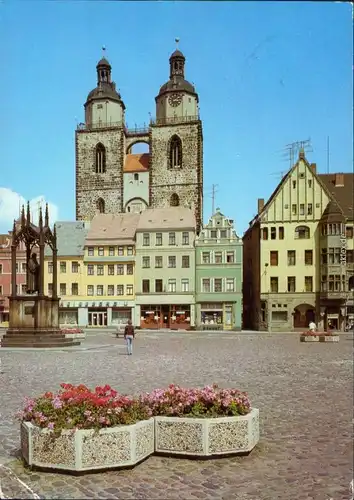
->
137, 207, 196, 231
244, 151, 340, 235
124, 154, 149, 173
85, 213, 140, 245
319, 173, 354, 220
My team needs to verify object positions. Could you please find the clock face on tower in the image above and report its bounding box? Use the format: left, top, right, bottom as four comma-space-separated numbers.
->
168, 93, 183, 107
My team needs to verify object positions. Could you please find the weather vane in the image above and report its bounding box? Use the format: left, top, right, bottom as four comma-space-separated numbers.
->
102, 45, 106, 56
175, 37, 180, 49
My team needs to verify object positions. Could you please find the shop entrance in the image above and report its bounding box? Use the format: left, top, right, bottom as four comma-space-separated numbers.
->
88, 310, 107, 327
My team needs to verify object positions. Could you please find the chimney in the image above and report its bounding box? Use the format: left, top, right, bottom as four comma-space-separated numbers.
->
258, 198, 265, 214
335, 173, 344, 187
310, 163, 316, 174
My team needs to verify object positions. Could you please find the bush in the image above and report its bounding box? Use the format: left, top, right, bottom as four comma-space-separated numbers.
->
301, 330, 318, 336
61, 328, 84, 334
140, 384, 251, 418
17, 384, 151, 435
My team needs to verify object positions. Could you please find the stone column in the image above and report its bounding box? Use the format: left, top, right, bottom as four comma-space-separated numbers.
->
11, 245, 17, 297
39, 243, 45, 296
107, 307, 112, 326
52, 249, 58, 298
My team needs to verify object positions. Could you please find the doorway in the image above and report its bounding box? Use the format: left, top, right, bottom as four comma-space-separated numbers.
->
88, 311, 107, 327
161, 305, 170, 328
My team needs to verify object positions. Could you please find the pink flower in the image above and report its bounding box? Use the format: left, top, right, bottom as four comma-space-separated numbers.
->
47, 422, 54, 430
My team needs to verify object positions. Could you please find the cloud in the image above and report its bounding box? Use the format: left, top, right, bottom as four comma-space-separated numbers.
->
0, 188, 59, 233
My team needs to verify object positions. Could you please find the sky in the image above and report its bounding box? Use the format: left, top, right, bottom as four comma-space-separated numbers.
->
0, 1, 352, 235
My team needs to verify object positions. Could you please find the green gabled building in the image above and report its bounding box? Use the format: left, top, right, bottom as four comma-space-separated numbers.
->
195, 209, 243, 330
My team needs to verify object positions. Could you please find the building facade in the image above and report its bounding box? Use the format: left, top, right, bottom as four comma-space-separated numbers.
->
195, 210, 243, 330
134, 207, 196, 329
243, 151, 354, 332
44, 221, 88, 326
83, 214, 139, 326
0, 234, 27, 326
75, 46, 203, 232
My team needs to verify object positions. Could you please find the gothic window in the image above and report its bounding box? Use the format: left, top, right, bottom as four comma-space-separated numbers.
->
97, 198, 105, 214
169, 135, 182, 169
170, 193, 180, 207
95, 143, 106, 174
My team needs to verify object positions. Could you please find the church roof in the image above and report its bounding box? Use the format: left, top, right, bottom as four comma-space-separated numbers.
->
170, 49, 185, 59
124, 154, 149, 173
97, 57, 111, 67
158, 78, 196, 95
86, 82, 123, 106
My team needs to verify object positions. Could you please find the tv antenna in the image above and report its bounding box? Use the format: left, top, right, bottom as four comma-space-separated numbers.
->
206, 184, 219, 216
281, 138, 313, 169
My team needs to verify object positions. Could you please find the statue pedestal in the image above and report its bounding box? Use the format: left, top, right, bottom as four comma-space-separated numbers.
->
1, 295, 80, 348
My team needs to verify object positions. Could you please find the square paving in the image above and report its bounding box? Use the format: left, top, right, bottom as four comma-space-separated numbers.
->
0, 330, 353, 499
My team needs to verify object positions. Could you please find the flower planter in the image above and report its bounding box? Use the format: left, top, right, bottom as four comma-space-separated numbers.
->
154, 408, 259, 457
64, 332, 86, 339
21, 418, 154, 472
300, 335, 319, 342
319, 335, 340, 343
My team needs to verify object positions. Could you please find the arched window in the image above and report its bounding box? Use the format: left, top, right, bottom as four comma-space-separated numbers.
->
95, 143, 106, 174
97, 198, 105, 214
295, 225, 310, 239
169, 135, 182, 169
170, 193, 180, 207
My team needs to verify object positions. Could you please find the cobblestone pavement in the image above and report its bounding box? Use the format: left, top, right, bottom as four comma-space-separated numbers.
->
0, 331, 353, 500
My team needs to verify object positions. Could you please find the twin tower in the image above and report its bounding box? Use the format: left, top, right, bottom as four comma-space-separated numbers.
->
75, 47, 203, 232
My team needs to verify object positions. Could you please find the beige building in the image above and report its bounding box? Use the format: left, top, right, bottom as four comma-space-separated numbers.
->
134, 207, 196, 329
243, 151, 354, 332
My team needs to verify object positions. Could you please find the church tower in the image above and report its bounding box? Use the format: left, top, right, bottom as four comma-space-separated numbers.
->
150, 43, 203, 232
75, 54, 126, 220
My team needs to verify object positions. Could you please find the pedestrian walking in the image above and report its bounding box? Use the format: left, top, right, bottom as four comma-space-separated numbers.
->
124, 320, 135, 356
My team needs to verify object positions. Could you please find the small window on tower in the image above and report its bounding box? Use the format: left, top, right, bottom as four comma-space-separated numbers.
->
95, 143, 106, 174
170, 193, 180, 207
169, 135, 182, 169
97, 198, 105, 214
134, 173, 139, 181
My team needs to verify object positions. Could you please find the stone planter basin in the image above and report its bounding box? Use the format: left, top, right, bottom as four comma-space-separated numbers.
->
21, 418, 154, 472
300, 335, 320, 342
319, 335, 340, 342
154, 408, 259, 457
64, 332, 86, 339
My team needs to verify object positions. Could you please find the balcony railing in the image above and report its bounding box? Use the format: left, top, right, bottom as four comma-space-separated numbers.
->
320, 291, 349, 300
77, 114, 200, 132
150, 115, 200, 126
125, 125, 149, 136
77, 121, 124, 131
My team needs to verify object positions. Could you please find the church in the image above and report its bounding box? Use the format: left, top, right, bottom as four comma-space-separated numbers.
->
75, 45, 203, 232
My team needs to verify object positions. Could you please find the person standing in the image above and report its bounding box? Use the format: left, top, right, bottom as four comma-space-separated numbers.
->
124, 320, 135, 356
309, 321, 316, 332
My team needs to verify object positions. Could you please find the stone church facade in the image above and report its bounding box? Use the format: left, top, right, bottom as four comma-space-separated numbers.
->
75, 47, 203, 232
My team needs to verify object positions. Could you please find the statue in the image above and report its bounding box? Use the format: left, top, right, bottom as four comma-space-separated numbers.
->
27, 253, 40, 294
